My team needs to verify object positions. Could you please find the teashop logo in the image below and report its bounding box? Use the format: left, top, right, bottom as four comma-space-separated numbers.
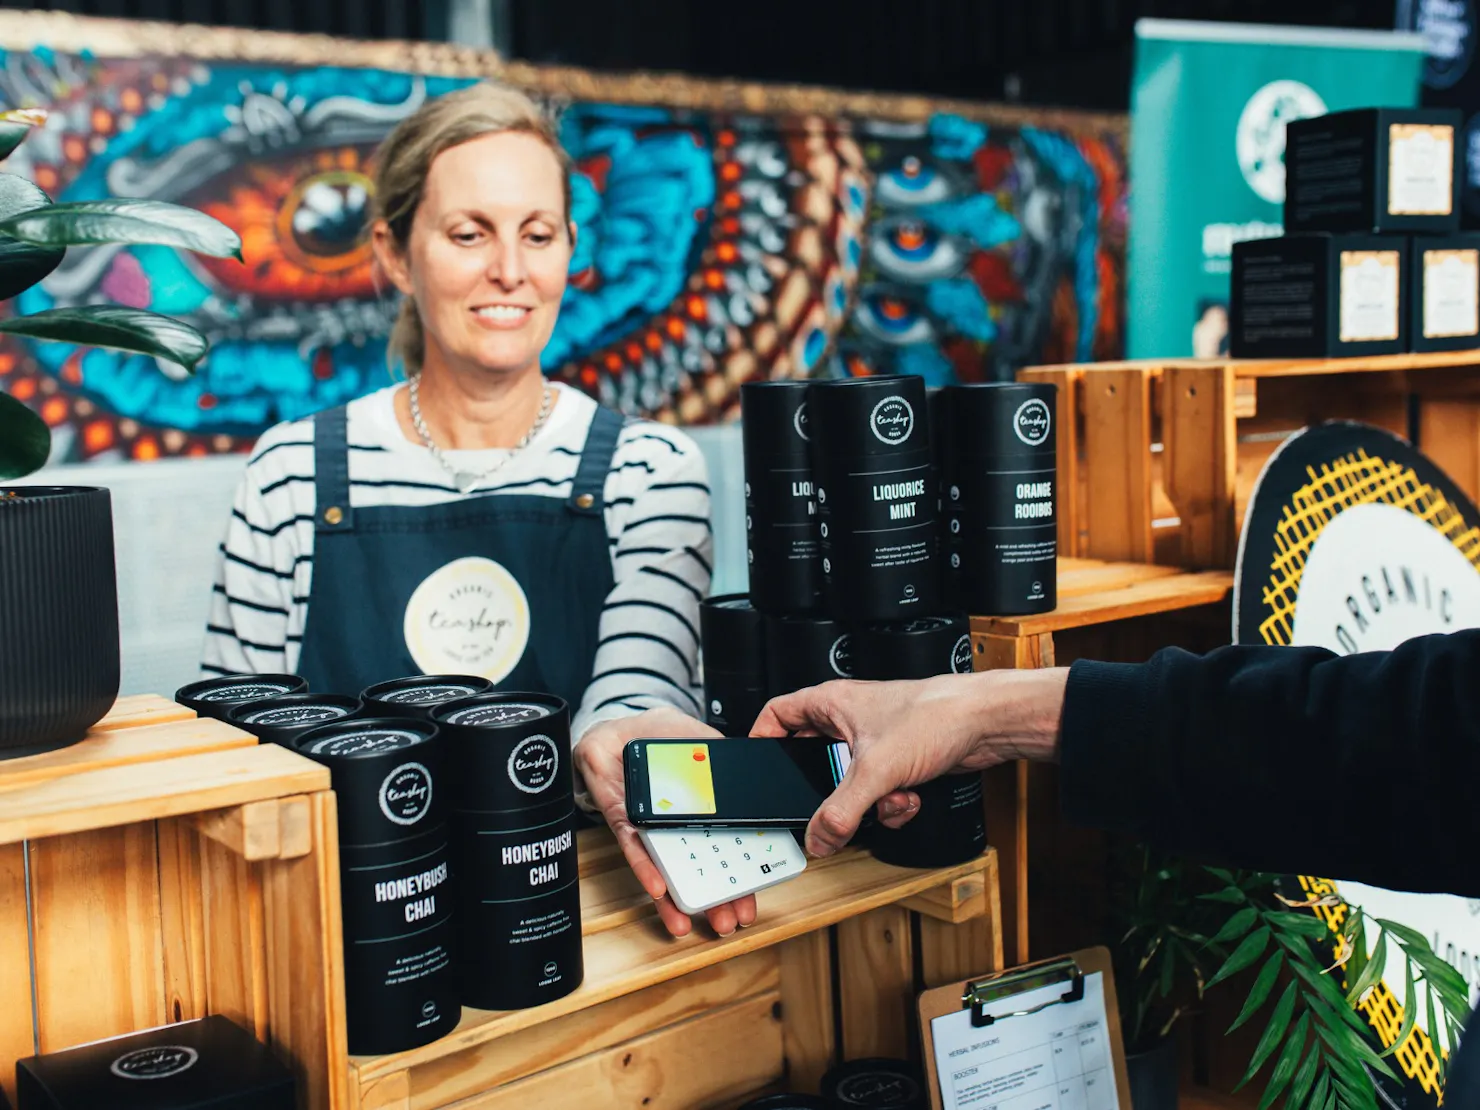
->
793, 402, 810, 442
404, 556, 531, 683
508, 734, 560, 794
952, 633, 974, 674
869, 395, 914, 445
1013, 398, 1051, 446
828, 634, 854, 678
379, 762, 433, 826
835, 1071, 922, 1105
110, 1045, 199, 1081
1235, 79, 1327, 203
1416, 0, 1476, 90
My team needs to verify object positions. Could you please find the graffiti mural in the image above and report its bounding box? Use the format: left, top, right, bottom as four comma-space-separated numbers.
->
0, 15, 1125, 464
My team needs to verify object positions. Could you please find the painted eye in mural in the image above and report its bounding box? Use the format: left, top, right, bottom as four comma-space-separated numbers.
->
187, 148, 379, 302
868, 217, 965, 282
854, 287, 936, 346
875, 155, 957, 208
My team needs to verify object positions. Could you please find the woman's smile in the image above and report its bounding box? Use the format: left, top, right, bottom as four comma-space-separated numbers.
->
472, 303, 535, 329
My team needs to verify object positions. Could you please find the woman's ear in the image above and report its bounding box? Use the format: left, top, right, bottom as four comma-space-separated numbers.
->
371, 220, 414, 297
568, 220, 578, 250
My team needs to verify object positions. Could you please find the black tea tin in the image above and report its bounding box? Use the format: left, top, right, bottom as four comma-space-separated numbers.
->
226, 693, 361, 747
764, 612, 855, 699
175, 674, 308, 722
742, 380, 823, 614
360, 674, 492, 720
700, 594, 769, 733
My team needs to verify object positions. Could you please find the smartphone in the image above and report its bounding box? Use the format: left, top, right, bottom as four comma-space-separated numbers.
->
624, 737, 853, 828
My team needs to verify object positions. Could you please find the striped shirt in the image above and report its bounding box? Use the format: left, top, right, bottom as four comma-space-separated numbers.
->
201, 381, 712, 743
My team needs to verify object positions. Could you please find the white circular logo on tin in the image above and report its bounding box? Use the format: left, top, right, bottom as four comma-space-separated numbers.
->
1235, 80, 1327, 203
828, 634, 854, 678
380, 762, 433, 826
836, 1071, 922, 1105
508, 734, 560, 794
949, 517, 961, 534
110, 1045, 199, 1080
404, 556, 530, 682
869, 395, 915, 445
1013, 398, 1051, 446
1418, 0, 1476, 90
817, 486, 827, 504
949, 484, 960, 501
822, 556, 832, 573
794, 402, 810, 442
710, 698, 722, 717
950, 552, 961, 569
951, 633, 973, 674
820, 522, 829, 538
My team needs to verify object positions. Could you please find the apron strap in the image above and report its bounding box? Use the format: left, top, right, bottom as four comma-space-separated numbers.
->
312, 405, 355, 533
568, 405, 626, 516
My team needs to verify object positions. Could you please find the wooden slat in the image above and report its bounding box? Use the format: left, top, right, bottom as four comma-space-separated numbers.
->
971, 568, 1233, 638
898, 870, 987, 923
836, 907, 913, 1059
985, 762, 1028, 965
157, 817, 208, 1025
1419, 399, 1480, 508
919, 853, 1005, 988
0, 745, 329, 845
262, 792, 349, 1110
0, 843, 34, 1107
193, 799, 313, 861
1080, 366, 1154, 562
1020, 366, 1082, 557
1163, 363, 1238, 569
353, 846, 994, 1081
777, 930, 835, 1092
405, 952, 779, 1108
31, 825, 166, 1052
91, 694, 197, 731
1232, 349, 1480, 378
452, 993, 784, 1110
0, 716, 257, 792
1055, 557, 1183, 596
201, 835, 269, 1043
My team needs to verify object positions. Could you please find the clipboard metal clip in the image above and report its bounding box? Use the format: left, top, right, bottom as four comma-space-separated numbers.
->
963, 957, 1086, 1028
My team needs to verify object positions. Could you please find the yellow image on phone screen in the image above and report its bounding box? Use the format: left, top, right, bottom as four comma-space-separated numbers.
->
646, 742, 717, 814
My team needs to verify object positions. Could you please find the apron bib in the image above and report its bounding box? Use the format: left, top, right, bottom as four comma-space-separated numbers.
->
296, 402, 623, 707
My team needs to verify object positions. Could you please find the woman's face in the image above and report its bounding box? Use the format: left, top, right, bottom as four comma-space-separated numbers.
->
377, 130, 573, 379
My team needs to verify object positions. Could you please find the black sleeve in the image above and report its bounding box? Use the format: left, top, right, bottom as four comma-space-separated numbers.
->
1057, 630, 1480, 897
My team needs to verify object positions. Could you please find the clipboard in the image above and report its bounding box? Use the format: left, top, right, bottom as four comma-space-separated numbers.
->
917, 947, 1133, 1110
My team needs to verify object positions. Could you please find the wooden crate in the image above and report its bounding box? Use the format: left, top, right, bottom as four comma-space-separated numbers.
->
970, 557, 1236, 966
1021, 351, 1480, 569
347, 830, 1000, 1110
0, 696, 347, 1110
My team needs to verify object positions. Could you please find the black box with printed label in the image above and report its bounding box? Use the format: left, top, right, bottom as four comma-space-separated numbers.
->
1409, 232, 1480, 351
1286, 108, 1463, 234
1230, 234, 1409, 358
16, 1016, 295, 1110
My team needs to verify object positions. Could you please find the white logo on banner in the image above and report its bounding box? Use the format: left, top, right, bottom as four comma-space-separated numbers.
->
1235, 80, 1327, 203
404, 556, 530, 682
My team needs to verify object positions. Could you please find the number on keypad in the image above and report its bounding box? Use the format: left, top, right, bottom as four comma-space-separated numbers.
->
643, 828, 804, 914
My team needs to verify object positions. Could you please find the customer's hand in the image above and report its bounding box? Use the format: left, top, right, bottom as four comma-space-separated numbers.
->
574, 707, 759, 939
752, 670, 1067, 859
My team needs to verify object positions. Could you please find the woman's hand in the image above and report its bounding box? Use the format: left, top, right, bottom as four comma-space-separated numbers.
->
574, 707, 759, 939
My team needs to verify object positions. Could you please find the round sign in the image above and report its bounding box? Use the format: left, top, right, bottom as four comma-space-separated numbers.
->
403, 556, 531, 682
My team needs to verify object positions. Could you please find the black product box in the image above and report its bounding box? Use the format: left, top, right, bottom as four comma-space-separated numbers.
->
1409, 233, 1480, 351
1231, 235, 1408, 358
16, 1016, 295, 1110
1286, 108, 1463, 234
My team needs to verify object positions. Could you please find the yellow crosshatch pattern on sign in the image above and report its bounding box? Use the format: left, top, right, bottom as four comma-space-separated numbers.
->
1261, 448, 1480, 1098
1258, 449, 1480, 646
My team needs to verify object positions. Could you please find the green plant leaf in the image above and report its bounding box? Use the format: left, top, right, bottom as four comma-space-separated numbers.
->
1159, 942, 1175, 999
0, 108, 46, 163
1288, 960, 1370, 1037
1237, 980, 1298, 1090
1381, 959, 1418, 1059
1285, 1043, 1320, 1110
1210, 906, 1260, 946
0, 172, 64, 300
1425, 977, 1440, 1063
1344, 928, 1386, 1006
1259, 1011, 1310, 1110
1342, 912, 1367, 987
1229, 951, 1285, 1034
0, 390, 48, 479
1307, 1071, 1330, 1110
1306, 993, 1396, 1081
1209, 927, 1271, 990
0, 198, 242, 260
0, 306, 207, 371
1201, 887, 1248, 904
1269, 912, 1334, 940
1205, 867, 1236, 884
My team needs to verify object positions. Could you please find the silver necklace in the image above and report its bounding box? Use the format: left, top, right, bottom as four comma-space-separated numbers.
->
408, 376, 554, 494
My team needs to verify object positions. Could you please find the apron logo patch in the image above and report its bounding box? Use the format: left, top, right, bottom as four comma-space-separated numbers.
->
404, 556, 531, 682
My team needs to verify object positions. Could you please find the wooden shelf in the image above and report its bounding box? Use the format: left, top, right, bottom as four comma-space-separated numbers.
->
971, 557, 1233, 638
348, 830, 997, 1095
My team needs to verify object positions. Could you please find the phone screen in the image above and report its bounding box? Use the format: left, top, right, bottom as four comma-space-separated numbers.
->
625, 738, 853, 827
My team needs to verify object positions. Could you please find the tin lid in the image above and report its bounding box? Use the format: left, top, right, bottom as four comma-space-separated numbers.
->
808, 375, 930, 459
700, 593, 766, 674
227, 693, 361, 744
176, 674, 309, 721
741, 380, 813, 463
821, 1057, 927, 1109
940, 382, 1056, 460
434, 692, 565, 729
291, 717, 445, 843
361, 675, 493, 718
854, 614, 972, 680
300, 720, 436, 758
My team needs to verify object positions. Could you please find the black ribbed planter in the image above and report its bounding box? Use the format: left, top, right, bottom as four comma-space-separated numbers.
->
0, 487, 120, 757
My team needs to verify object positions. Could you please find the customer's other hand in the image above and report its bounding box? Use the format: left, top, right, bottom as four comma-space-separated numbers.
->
574, 707, 759, 939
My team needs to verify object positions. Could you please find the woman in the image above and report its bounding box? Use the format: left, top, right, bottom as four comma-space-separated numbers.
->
204, 83, 754, 938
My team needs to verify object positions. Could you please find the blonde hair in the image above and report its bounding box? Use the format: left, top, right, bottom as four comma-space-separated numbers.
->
372, 82, 573, 376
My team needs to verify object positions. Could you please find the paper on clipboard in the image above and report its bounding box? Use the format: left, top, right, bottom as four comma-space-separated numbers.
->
929, 971, 1119, 1110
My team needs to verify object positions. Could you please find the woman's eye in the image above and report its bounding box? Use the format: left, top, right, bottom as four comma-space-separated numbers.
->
452, 228, 483, 244
526, 232, 553, 246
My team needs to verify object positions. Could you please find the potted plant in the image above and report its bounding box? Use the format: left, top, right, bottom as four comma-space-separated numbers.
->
1110, 846, 1472, 1110
0, 108, 240, 756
